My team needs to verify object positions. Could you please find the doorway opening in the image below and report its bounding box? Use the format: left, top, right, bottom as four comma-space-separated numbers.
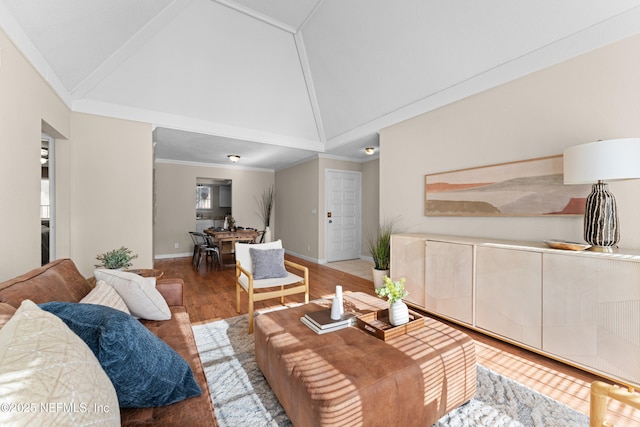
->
41, 135, 55, 265
195, 178, 232, 233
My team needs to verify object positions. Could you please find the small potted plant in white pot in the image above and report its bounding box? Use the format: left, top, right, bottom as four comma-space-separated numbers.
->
95, 246, 138, 270
367, 219, 395, 289
376, 276, 409, 326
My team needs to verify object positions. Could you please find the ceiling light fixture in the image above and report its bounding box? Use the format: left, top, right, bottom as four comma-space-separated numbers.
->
227, 155, 241, 163
364, 147, 376, 155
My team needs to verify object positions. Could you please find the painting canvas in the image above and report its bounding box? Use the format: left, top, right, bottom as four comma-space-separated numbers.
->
425, 155, 592, 216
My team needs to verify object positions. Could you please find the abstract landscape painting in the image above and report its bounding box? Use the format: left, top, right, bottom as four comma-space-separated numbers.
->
425, 155, 592, 216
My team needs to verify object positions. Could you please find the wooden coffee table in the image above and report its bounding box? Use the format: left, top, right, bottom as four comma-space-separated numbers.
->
254, 292, 476, 427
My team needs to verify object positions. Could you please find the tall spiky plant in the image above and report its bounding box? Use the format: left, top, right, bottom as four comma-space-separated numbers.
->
256, 185, 274, 242
366, 218, 396, 270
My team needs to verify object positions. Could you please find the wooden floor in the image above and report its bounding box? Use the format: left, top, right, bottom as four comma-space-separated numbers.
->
155, 254, 640, 426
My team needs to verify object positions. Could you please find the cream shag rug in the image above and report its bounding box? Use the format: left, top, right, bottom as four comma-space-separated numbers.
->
193, 315, 589, 427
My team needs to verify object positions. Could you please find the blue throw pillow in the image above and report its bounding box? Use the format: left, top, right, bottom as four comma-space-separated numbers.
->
39, 302, 201, 408
250, 247, 288, 280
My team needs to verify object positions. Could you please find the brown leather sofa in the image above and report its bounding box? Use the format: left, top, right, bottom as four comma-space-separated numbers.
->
0, 258, 217, 426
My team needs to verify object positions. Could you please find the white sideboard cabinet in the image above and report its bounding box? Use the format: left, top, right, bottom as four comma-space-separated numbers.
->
389, 234, 426, 308
543, 251, 640, 385
390, 233, 640, 387
476, 246, 542, 349
424, 240, 473, 325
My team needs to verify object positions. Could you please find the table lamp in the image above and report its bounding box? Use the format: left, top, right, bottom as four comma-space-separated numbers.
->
563, 138, 640, 252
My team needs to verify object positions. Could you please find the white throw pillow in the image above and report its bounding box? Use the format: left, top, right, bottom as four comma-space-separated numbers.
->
94, 269, 171, 320
0, 300, 120, 427
80, 280, 131, 314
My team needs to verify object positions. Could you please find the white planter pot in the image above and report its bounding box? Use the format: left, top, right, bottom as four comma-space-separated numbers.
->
263, 226, 272, 243
372, 269, 389, 290
389, 300, 409, 326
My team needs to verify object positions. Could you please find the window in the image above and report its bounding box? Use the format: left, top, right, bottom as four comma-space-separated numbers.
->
196, 185, 212, 209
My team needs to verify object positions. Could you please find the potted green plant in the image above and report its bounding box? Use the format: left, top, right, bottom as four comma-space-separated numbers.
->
95, 246, 138, 269
366, 218, 395, 289
376, 276, 409, 326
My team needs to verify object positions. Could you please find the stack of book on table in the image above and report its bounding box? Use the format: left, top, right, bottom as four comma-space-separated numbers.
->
301, 309, 357, 334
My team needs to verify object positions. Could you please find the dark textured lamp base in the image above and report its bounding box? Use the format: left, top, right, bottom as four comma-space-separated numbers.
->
583, 182, 619, 249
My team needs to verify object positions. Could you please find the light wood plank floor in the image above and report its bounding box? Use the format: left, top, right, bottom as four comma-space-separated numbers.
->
154, 254, 640, 426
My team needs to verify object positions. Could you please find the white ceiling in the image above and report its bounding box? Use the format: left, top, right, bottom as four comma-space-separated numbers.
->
2, 0, 640, 170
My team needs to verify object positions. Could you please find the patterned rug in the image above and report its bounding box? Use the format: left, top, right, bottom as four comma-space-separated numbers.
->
192, 315, 589, 427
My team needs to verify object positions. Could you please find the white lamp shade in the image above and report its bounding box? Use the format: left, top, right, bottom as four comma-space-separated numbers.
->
563, 138, 640, 184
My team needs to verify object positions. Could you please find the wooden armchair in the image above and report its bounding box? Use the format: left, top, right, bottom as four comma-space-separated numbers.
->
590, 381, 640, 426
235, 240, 309, 333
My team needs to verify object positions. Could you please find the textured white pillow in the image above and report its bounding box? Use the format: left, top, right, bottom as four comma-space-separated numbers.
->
0, 300, 120, 426
94, 269, 171, 320
81, 280, 131, 314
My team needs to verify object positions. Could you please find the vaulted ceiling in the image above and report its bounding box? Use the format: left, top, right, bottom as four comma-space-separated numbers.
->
2, 0, 640, 170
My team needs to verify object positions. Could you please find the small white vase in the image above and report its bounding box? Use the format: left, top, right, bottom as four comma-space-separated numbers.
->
389, 300, 409, 326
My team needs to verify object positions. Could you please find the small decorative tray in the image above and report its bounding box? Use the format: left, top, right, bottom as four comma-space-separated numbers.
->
544, 240, 591, 251
356, 309, 425, 341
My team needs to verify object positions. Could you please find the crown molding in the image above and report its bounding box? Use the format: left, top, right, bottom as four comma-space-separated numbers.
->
155, 157, 275, 172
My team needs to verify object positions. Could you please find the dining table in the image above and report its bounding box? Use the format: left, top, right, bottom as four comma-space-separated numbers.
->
204, 228, 260, 267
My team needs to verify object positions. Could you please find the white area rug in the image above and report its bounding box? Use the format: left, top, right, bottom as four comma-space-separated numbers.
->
193, 315, 589, 427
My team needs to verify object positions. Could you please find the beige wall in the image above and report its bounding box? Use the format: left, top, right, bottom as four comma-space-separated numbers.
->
275, 156, 380, 262
154, 161, 274, 257
380, 34, 640, 249
0, 27, 156, 279
361, 158, 380, 256
69, 113, 154, 276
0, 29, 69, 279
275, 159, 320, 260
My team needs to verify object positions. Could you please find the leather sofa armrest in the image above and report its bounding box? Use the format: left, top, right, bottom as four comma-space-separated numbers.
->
0, 302, 16, 328
155, 279, 184, 307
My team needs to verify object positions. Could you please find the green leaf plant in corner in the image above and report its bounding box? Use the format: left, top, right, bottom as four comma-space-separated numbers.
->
95, 246, 138, 269
375, 276, 409, 304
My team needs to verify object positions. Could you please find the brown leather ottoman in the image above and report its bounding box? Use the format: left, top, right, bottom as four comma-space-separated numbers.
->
254, 292, 476, 427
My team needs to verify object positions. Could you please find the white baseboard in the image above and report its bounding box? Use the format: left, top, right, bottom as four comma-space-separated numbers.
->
285, 250, 319, 264
155, 252, 192, 260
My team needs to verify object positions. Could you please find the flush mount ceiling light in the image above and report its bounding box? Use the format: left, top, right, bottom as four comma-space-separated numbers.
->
227, 155, 241, 163
364, 147, 376, 155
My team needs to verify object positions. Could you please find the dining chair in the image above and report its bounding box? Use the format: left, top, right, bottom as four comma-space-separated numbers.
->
195, 233, 220, 269
188, 231, 205, 266
235, 239, 309, 333
202, 233, 221, 269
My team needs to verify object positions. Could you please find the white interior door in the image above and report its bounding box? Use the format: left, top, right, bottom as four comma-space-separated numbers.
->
326, 170, 361, 262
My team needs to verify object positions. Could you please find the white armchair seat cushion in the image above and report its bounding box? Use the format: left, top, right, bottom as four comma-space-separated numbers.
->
237, 272, 305, 291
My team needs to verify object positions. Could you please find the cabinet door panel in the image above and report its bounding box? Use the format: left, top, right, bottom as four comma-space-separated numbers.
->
476, 246, 541, 349
390, 235, 425, 307
543, 253, 640, 384
425, 240, 473, 325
